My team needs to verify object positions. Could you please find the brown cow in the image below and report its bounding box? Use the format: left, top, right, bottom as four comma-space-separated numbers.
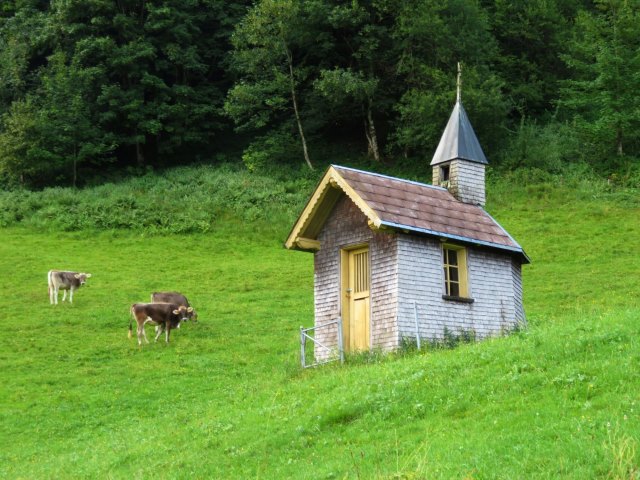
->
128, 303, 195, 345
48, 270, 92, 305
150, 292, 198, 324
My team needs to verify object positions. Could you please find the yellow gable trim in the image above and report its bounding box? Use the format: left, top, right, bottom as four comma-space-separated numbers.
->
284, 166, 382, 250
330, 168, 382, 228
295, 237, 320, 250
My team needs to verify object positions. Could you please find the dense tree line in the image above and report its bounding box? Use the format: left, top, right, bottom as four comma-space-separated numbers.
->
0, 0, 638, 187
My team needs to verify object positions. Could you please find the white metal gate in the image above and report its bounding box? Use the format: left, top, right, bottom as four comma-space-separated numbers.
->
300, 318, 344, 368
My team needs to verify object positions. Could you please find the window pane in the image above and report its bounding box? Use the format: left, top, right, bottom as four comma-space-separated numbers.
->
443, 267, 449, 283
449, 266, 458, 282
449, 282, 459, 297
448, 249, 458, 266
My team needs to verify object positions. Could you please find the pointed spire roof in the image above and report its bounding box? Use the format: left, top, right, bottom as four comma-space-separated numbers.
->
430, 64, 488, 166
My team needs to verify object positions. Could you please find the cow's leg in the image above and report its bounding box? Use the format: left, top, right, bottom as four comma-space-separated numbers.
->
165, 324, 171, 343
141, 325, 150, 344
136, 321, 144, 346
154, 324, 164, 342
54, 287, 59, 305
62, 289, 67, 302
141, 317, 152, 344
69, 287, 74, 304
49, 286, 54, 305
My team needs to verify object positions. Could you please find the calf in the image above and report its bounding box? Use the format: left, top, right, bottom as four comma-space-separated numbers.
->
48, 270, 92, 305
128, 303, 195, 345
150, 292, 198, 323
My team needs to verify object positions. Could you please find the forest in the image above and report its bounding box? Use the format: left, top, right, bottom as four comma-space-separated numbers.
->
0, 0, 639, 188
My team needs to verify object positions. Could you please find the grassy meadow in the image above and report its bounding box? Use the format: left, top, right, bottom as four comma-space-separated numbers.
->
1, 165, 639, 478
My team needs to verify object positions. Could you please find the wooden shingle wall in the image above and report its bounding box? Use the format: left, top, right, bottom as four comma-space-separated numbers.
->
311, 192, 524, 359
511, 260, 526, 324
396, 235, 520, 342
432, 160, 486, 207
432, 164, 444, 186
370, 231, 398, 350
314, 195, 399, 360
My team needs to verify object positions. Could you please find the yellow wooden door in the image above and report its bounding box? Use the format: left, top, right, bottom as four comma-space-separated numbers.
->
346, 247, 370, 351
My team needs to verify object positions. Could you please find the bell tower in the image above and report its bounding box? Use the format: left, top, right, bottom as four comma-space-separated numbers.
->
431, 63, 487, 207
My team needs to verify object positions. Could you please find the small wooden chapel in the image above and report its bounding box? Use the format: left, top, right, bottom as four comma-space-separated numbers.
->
285, 71, 529, 357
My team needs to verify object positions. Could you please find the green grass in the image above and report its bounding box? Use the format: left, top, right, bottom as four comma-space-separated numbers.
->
1, 167, 639, 479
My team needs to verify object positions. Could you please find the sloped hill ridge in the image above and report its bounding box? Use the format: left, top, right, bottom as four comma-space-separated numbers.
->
0, 164, 638, 478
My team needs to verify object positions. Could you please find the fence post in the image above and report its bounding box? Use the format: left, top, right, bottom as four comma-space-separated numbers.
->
300, 326, 306, 368
337, 317, 344, 363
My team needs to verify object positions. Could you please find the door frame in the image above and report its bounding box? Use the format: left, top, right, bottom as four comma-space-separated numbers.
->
340, 243, 371, 352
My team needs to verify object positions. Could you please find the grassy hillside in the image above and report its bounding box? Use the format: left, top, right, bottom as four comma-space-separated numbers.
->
1, 165, 639, 478
0, 163, 317, 233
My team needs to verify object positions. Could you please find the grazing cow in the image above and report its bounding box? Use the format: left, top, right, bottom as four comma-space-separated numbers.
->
150, 292, 198, 323
128, 303, 195, 345
48, 270, 92, 305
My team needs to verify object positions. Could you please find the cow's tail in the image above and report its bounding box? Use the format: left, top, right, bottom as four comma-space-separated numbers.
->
128, 306, 134, 339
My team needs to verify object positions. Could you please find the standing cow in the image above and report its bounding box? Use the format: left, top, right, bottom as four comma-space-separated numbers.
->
48, 270, 92, 305
129, 303, 196, 345
150, 292, 198, 323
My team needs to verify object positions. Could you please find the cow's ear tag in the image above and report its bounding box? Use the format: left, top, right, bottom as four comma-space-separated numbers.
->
173, 309, 180, 315
187, 307, 194, 312
86, 273, 92, 278
74, 274, 81, 279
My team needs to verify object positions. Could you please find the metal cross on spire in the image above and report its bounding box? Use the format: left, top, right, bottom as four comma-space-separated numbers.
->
431, 60, 488, 166
456, 61, 462, 104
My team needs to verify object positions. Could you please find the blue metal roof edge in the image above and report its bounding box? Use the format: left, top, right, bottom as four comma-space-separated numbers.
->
481, 210, 531, 263
329, 164, 529, 263
379, 220, 530, 263
331, 165, 448, 192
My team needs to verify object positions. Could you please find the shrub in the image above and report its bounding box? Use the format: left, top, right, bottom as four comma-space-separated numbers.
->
0, 163, 317, 234
498, 119, 585, 173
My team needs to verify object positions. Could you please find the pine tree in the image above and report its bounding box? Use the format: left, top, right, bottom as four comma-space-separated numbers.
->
561, 0, 640, 161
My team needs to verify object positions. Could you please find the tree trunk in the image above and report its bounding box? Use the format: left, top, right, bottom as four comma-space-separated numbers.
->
72, 142, 77, 189
364, 101, 380, 162
286, 48, 313, 170
145, 132, 157, 167
136, 140, 145, 168
616, 127, 623, 156
364, 118, 372, 156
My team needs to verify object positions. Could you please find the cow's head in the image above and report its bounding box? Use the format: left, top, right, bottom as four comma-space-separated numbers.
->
74, 273, 92, 285
172, 305, 196, 323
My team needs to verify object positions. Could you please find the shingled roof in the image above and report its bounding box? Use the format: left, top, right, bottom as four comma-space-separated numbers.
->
285, 165, 528, 263
430, 100, 488, 166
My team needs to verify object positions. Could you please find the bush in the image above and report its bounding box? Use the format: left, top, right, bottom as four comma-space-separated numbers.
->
498, 119, 585, 173
241, 129, 300, 172
0, 163, 318, 234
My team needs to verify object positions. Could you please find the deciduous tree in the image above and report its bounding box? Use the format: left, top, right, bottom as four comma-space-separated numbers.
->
225, 0, 333, 170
